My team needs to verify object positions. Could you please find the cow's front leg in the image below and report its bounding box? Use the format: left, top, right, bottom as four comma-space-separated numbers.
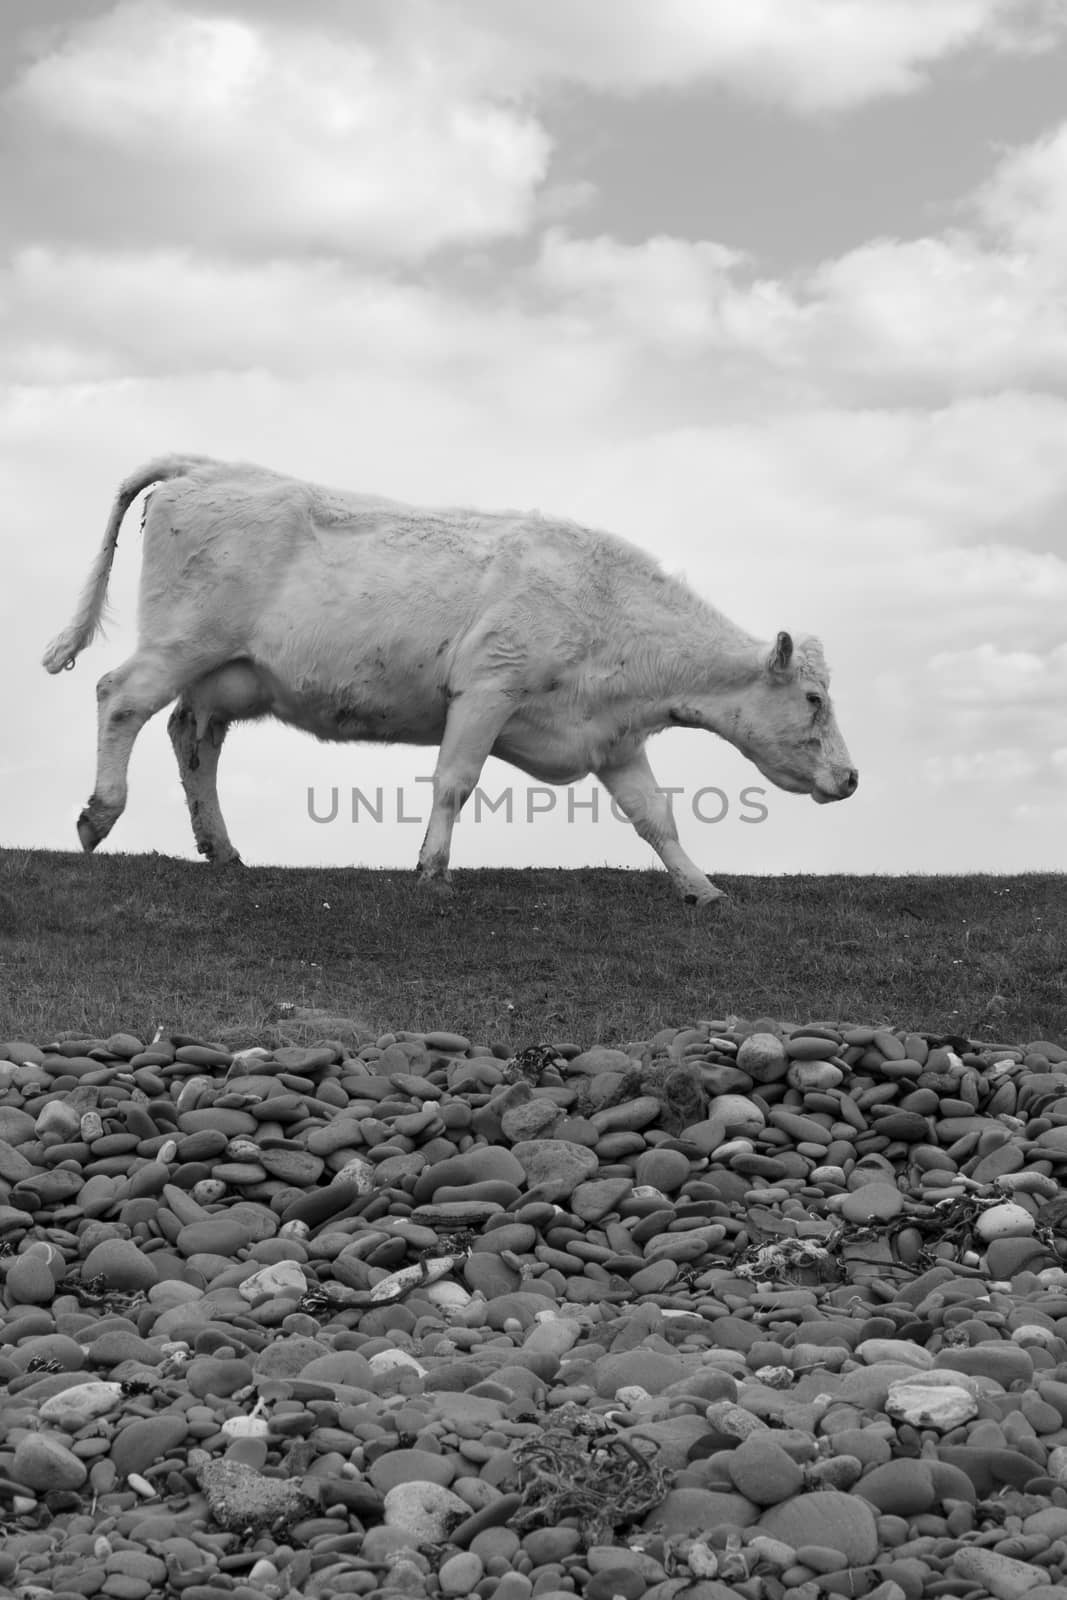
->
417, 688, 513, 892
597, 749, 726, 905
167, 700, 242, 865
78, 651, 188, 852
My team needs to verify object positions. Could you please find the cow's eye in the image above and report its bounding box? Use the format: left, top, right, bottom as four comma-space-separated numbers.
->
806, 692, 823, 710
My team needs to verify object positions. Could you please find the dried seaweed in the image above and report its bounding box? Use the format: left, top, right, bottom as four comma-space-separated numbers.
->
512, 1406, 670, 1546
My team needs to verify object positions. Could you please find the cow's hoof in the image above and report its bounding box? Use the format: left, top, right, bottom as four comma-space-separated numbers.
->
77, 810, 102, 853
417, 870, 454, 898
683, 883, 727, 907
209, 852, 245, 869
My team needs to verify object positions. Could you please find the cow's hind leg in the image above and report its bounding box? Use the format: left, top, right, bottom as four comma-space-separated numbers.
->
79, 652, 192, 851
598, 749, 726, 905
168, 699, 242, 865
417, 688, 514, 891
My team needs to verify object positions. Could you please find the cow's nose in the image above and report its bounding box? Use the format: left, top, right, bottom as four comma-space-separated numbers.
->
845, 768, 859, 794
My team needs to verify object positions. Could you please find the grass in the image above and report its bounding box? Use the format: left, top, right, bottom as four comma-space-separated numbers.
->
0, 847, 1063, 1051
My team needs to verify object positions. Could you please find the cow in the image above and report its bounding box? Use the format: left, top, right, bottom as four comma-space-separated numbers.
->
42, 454, 858, 903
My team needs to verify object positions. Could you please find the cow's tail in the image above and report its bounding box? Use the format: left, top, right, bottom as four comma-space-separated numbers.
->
42, 454, 216, 674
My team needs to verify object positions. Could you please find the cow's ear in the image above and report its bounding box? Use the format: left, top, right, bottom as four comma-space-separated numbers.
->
768, 631, 793, 674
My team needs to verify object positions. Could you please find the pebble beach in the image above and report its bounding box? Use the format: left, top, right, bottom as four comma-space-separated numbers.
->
3, 1016, 1067, 1600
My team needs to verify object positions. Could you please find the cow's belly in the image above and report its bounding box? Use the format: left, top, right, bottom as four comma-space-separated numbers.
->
189, 659, 449, 745
493, 706, 638, 783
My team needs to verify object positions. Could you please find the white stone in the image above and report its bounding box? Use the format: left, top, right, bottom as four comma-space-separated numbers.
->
711, 1094, 766, 1135
522, 1317, 581, 1358
38, 1382, 124, 1430
736, 1033, 789, 1080
35, 1101, 81, 1138
221, 1414, 270, 1438
616, 1385, 652, 1407
1012, 1324, 1057, 1346
712, 1138, 756, 1161
368, 1349, 427, 1376
238, 1261, 307, 1304
952, 1546, 1046, 1599
855, 1338, 934, 1369
334, 1156, 375, 1192
383, 1481, 471, 1547
423, 1280, 471, 1310
787, 1060, 844, 1091
885, 1379, 978, 1431
976, 1202, 1035, 1242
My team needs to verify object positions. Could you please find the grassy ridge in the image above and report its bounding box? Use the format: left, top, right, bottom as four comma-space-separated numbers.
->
0, 848, 1063, 1049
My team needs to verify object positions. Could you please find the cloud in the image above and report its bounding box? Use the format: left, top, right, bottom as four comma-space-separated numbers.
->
5, 0, 550, 259
928, 640, 1067, 708
401, 0, 1067, 113
977, 122, 1067, 260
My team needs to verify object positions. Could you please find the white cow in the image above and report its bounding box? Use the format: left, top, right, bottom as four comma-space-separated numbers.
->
43, 455, 858, 903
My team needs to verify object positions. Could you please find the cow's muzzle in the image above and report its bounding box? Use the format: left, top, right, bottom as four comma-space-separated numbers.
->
812, 768, 859, 804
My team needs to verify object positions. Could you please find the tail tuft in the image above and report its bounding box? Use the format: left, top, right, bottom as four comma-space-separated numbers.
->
42, 628, 85, 674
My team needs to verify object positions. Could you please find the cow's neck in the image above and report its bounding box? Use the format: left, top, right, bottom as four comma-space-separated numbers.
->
637, 599, 768, 740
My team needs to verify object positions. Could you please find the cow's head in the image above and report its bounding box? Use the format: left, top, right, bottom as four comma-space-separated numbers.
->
734, 632, 858, 803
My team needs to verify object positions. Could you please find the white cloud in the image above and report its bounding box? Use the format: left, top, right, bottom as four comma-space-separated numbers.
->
929, 641, 1067, 707
415, 0, 1067, 113
7, 0, 550, 259
977, 123, 1067, 261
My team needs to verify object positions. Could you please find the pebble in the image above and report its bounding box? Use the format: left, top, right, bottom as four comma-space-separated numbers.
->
1, 1014, 1067, 1597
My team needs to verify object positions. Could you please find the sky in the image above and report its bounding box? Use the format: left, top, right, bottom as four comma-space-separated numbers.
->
4, 0, 1066, 880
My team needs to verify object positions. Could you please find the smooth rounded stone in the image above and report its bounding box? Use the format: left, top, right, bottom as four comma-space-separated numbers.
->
0, 1107, 37, 1142
472, 1223, 537, 1255
196, 1457, 313, 1534
238, 1260, 307, 1304
501, 1100, 564, 1141
298, 1350, 376, 1388
463, 1253, 522, 1299
634, 1149, 692, 1193
622, 1415, 717, 1471
80, 1237, 160, 1291
726, 1434, 804, 1506
257, 1148, 324, 1185
838, 1184, 904, 1223
4, 1253, 57, 1305
855, 1339, 934, 1370
0, 1139, 36, 1182
570, 1177, 634, 1222
368, 1449, 457, 1493
521, 1317, 582, 1361
439, 1552, 485, 1596
6, 1332, 85, 1372
412, 1147, 525, 1203
187, 1356, 256, 1399
939, 1445, 1052, 1495
585, 1569, 646, 1600
758, 1489, 879, 1565
933, 1343, 1034, 1387
11, 1432, 88, 1491
736, 1033, 789, 1083
176, 1218, 256, 1258
595, 1351, 694, 1399
109, 1414, 189, 1479
645, 1488, 758, 1537
855, 1460, 938, 1517
509, 1139, 599, 1200
951, 1547, 1048, 1599
590, 1096, 663, 1134
976, 1202, 1036, 1241
383, 1481, 472, 1547
987, 1237, 1053, 1279
38, 1381, 124, 1429
884, 1376, 979, 1431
